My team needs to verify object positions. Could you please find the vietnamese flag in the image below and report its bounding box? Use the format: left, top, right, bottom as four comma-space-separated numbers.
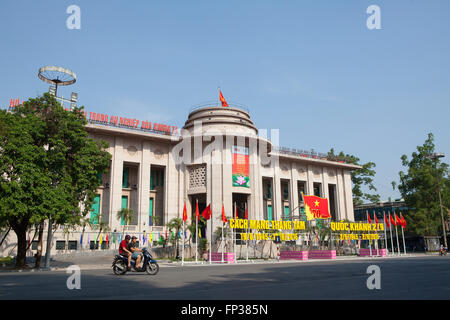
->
182, 202, 187, 222
395, 213, 401, 227
400, 213, 407, 228
245, 205, 248, 220
222, 204, 227, 223
201, 203, 212, 220
219, 90, 228, 107
195, 201, 200, 221
384, 213, 390, 229
302, 193, 331, 220
389, 213, 396, 227
367, 211, 372, 224
374, 213, 379, 224
235, 203, 238, 219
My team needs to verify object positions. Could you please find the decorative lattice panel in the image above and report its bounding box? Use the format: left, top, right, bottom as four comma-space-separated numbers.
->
189, 164, 206, 189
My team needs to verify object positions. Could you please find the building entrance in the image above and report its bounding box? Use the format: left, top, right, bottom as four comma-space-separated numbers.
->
189, 194, 206, 243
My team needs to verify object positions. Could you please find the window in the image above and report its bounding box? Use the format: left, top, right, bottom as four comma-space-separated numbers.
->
313, 183, 322, 197
56, 241, 66, 250
90, 241, 99, 250
90, 194, 100, 225
121, 196, 128, 225
298, 181, 306, 198
283, 185, 289, 200
267, 205, 273, 221
284, 206, 290, 220
31, 241, 38, 250
97, 171, 102, 184
266, 184, 272, 199
68, 241, 78, 250
149, 198, 154, 226
122, 167, 129, 188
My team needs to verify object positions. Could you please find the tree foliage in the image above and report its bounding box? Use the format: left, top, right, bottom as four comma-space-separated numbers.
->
328, 148, 380, 206
0, 94, 111, 267
397, 133, 449, 236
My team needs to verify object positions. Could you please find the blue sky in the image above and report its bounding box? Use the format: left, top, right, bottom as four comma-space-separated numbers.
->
1, 0, 449, 202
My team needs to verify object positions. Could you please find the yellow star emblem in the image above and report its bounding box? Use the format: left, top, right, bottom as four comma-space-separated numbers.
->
314, 200, 320, 207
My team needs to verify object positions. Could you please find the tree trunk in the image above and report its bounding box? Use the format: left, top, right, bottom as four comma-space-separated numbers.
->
13, 226, 27, 268
34, 223, 44, 269
44, 219, 53, 269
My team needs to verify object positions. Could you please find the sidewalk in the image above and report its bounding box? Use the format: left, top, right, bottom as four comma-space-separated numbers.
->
0, 252, 436, 273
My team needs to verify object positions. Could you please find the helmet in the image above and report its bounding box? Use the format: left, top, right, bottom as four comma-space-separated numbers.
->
131, 236, 137, 240
125, 235, 131, 240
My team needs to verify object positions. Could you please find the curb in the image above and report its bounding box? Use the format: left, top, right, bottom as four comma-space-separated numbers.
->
0, 254, 438, 273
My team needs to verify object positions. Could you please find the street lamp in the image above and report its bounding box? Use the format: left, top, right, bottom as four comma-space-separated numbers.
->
426, 152, 447, 249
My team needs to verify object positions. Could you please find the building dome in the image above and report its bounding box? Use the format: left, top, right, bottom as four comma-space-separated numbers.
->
183, 103, 258, 136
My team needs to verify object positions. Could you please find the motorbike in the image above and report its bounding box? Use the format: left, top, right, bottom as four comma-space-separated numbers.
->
112, 248, 159, 275
439, 248, 448, 256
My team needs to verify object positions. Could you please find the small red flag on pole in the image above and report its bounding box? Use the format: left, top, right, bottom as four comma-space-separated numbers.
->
182, 202, 187, 222
219, 89, 229, 107
400, 213, 407, 228
367, 211, 372, 224
201, 204, 212, 220
222, 204, 227, 223
195, 201, 200, 221
374, 213, 379, 224
384, 213, 390, 229
390, 213, 396, 227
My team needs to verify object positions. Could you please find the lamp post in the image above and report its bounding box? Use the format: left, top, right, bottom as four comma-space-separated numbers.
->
426, 152, 447, 249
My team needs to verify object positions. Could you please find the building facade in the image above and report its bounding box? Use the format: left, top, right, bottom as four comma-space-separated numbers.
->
0, 103, 361, 256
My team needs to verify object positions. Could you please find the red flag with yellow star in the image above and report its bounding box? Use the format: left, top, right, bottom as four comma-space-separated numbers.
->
219, 90, 228, 107
301, 193, 331, 220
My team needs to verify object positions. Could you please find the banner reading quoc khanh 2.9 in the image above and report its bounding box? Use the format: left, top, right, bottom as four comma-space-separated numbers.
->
232, 146, 250, 188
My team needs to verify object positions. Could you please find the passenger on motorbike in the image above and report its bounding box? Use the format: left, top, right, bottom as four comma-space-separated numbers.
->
119, 235, 132, 270
128, 236, 143, 270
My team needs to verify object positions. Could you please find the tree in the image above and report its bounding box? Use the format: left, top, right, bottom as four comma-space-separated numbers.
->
328, 148, 380, 206
396, 133, 449, 237
0, 94, 111, 268
166, 218, 182, 259
116, 208, 134, 236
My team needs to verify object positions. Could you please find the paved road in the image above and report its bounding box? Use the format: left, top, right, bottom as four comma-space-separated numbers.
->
0, 255, 449, 299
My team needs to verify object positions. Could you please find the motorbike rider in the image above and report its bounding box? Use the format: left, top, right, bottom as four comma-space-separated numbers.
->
128, 236, 143, 270
119, 235, 132, 270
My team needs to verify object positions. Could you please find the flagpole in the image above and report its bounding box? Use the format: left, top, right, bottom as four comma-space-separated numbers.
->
182, 220, 185, 266
246, 202, 249, 263
383, 211, 388, 256
234, 202, 237, 264
389, 213, 394, 256
221, 220, 224, 263
394, 213, 400, 256
401, 223, 406, 255
401, 213, 407, 255
209, 203, 212, 265
195, 199, 198, 264
367, 211, 372, 257
374, 212, 378, 256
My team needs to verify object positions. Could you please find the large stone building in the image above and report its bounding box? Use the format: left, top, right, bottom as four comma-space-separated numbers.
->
0, 102, 360, 256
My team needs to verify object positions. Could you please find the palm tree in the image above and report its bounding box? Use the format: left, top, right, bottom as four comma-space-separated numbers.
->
116, 208, 134, 236
187, 222, 197, 258
166, 218, 182, 259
